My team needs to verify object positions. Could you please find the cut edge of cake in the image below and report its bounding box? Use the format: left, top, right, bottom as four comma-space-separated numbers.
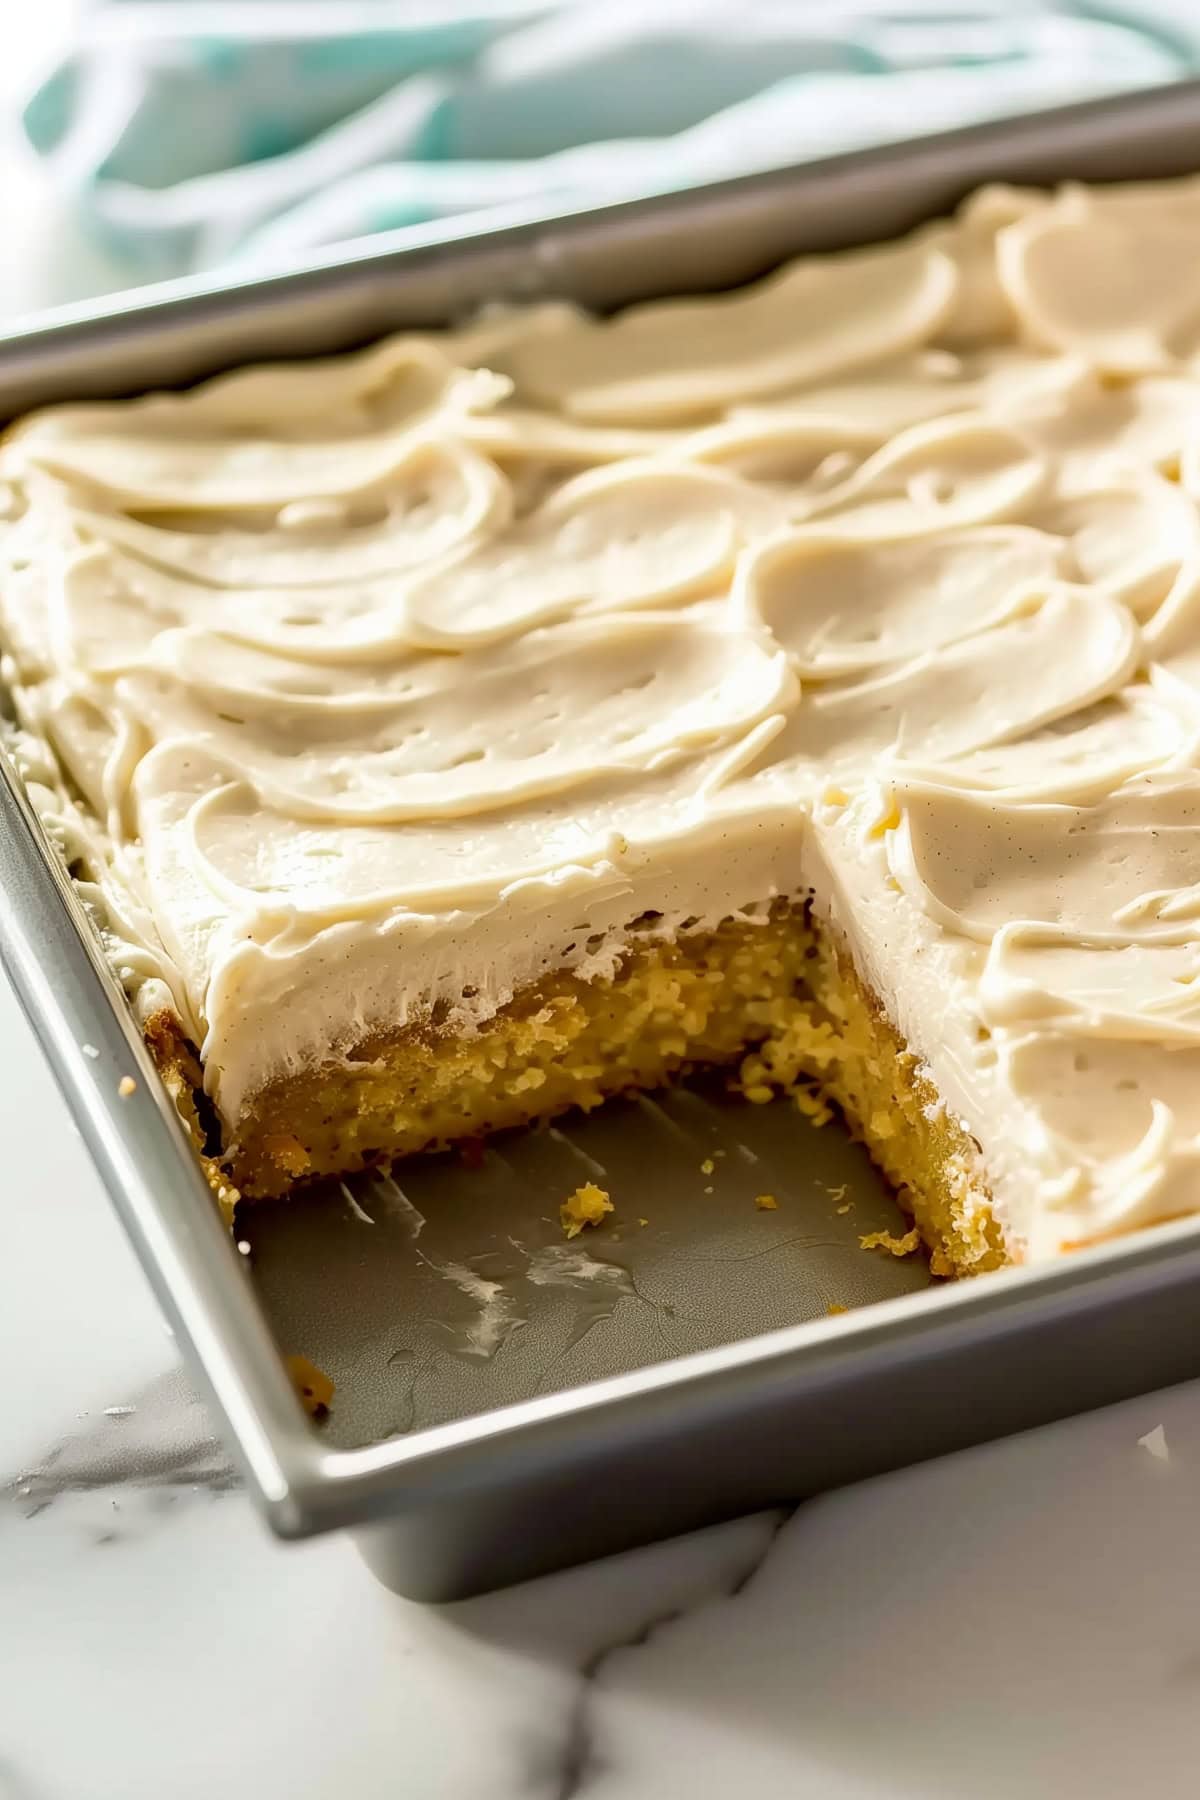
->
143, 899, 1006, 1278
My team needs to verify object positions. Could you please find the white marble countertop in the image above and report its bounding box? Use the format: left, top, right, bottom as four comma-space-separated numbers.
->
6, 18, 1200, 1797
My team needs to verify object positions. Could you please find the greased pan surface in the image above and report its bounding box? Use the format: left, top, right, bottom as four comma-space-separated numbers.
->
4, 84, 1200, 1599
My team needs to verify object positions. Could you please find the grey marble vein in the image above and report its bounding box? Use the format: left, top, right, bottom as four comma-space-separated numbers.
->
5, 1368, 237, 1517
553, 1508, 795, 1799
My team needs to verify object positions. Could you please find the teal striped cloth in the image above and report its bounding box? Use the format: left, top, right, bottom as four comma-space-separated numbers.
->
22, 2, 1200, 279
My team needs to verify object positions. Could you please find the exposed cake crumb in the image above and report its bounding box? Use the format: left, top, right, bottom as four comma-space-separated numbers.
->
794, 1086, 833, 1127
868, 800, 902, 840
836, 1203, 852, 1215
700, 1157, 715, 1175
286, 1354, 334, 1416
560, 1181, 613, 1239
827, 1303, 848, 1315
826, 1183, 848, 1205
859, 1225, 921, 1257
117, 1075, 137, 1098
754, 1193, 779, 1211
638, 1217, 649, 1228
262, 1133, 311, 1179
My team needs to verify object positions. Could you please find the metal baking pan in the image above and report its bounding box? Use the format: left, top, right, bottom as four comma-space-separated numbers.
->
5, 81, 1200, 1601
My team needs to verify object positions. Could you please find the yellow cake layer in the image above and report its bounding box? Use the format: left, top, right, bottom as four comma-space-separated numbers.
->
218, 911, 819, 1198
738, 925, 1006, 1277
170, 908, 1004, 1275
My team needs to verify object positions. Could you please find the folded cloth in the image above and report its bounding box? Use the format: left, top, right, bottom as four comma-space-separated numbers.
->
22, 1, 1198, 279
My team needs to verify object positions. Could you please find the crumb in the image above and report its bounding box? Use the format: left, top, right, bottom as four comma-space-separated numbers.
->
859, 1225, 921, 1257
286, 1354, 334, 1416
638, 1217, 649, 1228
700, 1157, 715, 1175
754, 1193, 779, 1211
1138, 1423, 1170, 1463
117, 1075, 137, 1098
794, 1086, 833, 1127
263, 1133, 311, 1179
560, 1181, 613, 1239
827, 1303, 848, 1316
81, 1042, 99, 1060
826, 1183, 848, 1205
836, 1203, 852, 1216
236, 1239, 252, 1257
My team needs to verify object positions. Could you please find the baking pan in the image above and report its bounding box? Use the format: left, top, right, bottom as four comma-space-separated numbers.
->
5, 81, 1200, 1600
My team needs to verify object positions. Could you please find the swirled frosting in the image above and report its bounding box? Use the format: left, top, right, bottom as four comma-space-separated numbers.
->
9, 174, 1200, 1258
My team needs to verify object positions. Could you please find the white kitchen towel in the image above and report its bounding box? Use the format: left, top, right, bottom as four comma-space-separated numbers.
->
21, 1, 1198, 278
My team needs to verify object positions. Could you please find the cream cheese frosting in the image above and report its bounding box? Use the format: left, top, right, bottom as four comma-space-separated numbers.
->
8, 174, 1200, 1258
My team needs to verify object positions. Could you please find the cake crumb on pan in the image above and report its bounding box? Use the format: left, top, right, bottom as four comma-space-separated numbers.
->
286, 1354, 334, 1416
560, 1182, 614, 1239
859, 1225, 921, 1257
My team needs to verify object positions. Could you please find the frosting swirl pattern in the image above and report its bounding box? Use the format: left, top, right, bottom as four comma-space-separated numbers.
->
9, 175, 1200, 1257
